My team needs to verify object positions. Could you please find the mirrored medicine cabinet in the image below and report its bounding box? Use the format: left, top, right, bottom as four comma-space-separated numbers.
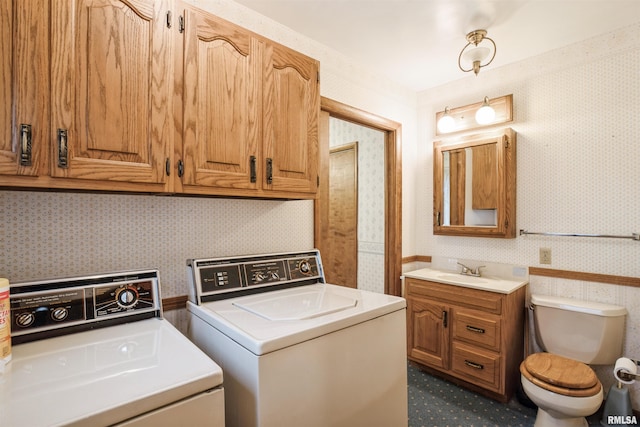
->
433, 128, 516, 238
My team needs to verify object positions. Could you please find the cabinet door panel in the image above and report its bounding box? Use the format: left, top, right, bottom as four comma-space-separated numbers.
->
182, 8, 260, 189
407, 298, 449, 370
0, 0, 48, 177
263, 42, 318, 193
51, 0, 170, 184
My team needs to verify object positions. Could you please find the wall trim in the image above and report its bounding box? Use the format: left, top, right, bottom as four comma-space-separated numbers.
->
528, 267, 640, 288
402, 255, 431, 264
163, 295, 188, 312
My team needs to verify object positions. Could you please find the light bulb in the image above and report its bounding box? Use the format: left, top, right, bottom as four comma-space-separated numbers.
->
437, 107, 455, 133
475, 97, 495, 124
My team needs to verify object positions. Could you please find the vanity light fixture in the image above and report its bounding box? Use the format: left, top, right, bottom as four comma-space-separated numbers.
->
458, 29, 496, 76
475, 96, 496, 125
437, 107, 455, 133
434, 94, 513, 136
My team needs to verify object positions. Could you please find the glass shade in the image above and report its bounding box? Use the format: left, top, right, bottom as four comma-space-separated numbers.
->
437, 114, 455, 133
475, 104, 496, 124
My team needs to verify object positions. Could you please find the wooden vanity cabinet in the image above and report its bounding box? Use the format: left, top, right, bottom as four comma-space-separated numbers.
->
406, 277, 526, 402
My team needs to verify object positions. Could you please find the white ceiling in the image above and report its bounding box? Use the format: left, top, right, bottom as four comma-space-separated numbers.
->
232, 0, 640, 91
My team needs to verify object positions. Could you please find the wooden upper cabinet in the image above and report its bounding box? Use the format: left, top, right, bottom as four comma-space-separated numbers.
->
181, 7, 261, 191
263, 41, 319, 194
0, 0, 49, 178
2, 1, 319, 198
50, 0, 172, 187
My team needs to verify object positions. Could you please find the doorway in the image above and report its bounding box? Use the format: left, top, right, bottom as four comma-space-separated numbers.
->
314, 98, 402, 297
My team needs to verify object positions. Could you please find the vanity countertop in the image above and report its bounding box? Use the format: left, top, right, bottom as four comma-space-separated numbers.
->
403, 267, 528, 294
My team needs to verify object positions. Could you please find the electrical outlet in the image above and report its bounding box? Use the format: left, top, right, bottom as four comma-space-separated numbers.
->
539, 248, 552, 265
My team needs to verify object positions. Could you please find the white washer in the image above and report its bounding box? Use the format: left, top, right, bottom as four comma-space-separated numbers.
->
186, 250, 408, 427
0, 270, 224, 427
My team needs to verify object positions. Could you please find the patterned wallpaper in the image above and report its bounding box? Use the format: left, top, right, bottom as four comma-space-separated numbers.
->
329, 118, 385, 294
0, 191, 314, 298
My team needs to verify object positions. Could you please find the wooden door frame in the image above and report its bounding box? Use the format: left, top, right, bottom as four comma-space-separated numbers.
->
314, 97, 402, 297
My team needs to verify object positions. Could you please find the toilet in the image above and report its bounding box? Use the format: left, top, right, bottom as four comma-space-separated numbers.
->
520, 294, 627, 427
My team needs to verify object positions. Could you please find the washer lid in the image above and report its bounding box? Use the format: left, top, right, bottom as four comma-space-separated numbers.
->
188, 283, 406, 356
233, 287, 357, 320
1, 318, 223, 427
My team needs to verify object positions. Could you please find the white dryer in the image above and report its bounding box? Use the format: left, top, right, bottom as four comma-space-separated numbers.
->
0, 270, 224, 427
186, 250, 408, 427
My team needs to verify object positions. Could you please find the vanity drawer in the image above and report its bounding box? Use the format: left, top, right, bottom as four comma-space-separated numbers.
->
405, 279, 503, 314
453, 309, 501, 351
451, 342, 501, 391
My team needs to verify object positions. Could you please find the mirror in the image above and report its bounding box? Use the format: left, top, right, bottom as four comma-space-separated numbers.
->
433, 128, 516, 238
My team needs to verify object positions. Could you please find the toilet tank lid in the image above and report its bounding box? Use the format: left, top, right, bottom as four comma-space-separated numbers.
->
531, 294, 627, 317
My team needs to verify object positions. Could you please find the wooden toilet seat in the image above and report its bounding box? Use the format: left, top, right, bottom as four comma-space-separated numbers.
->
520, 352, 602, 397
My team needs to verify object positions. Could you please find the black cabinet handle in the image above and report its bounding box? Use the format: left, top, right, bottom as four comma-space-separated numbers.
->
466, 325, 485, 334
266, 158, 273, 184
57, 129, 68, 168
464, 360, 484, 370
250, 156, 256, 183
177, 160, 184, 177
442, 310, 448, 328
19, 124, 32, 166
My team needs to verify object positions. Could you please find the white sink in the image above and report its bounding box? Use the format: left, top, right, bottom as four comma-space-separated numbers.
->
437, 274, 488, 284
403, 268, 528, 294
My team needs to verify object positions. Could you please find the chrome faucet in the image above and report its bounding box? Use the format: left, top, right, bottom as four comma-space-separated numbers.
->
457, 262, 485, 277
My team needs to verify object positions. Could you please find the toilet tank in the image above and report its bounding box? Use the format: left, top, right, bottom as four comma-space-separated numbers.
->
531, 294, 627, 364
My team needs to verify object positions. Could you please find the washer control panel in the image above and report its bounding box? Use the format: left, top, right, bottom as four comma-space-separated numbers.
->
189, 250, 324, 302
10, 270, 161, 344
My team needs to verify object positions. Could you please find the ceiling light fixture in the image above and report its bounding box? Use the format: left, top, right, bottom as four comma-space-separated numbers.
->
437, 107, 455, 133
475, 96, 496, 124
458, 29, 496, 75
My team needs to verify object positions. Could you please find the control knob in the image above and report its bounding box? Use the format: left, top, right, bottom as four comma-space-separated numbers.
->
253, 272, 266, 283
298, 260, 312, 275
15, 312, 35, 327
51, 307, 69, 321
116, 286, 139, 308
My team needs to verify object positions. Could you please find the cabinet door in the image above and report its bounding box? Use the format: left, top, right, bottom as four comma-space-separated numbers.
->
181, 7, 260, 190
263, 41, 319, 194
0, 0, 49, 178
50, 0, 171, 186
407, 297, 450, 370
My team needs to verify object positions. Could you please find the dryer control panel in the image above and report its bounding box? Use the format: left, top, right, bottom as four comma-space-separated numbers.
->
188, 250, 324, 303
10, 270, 162, 344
